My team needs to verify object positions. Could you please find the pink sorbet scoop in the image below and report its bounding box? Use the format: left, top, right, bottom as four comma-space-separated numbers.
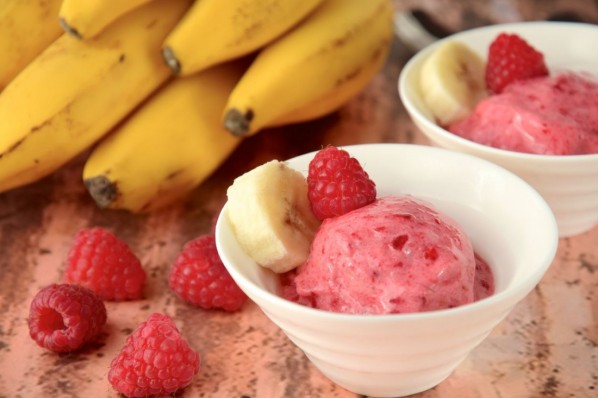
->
282, 195, 478, 315
448, 72, 598, 155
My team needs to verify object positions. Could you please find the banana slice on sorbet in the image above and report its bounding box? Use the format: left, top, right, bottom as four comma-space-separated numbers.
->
419, 40, 487, 126
226, 160, 321, 273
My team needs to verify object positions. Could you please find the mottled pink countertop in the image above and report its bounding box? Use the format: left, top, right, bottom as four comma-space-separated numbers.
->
1, 1, 597, 397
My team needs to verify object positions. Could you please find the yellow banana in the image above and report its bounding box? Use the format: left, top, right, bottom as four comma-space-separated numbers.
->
59, 0, 157, 39
83, 60, 248, 213
0, 0, 63, 90
223, 0, 393, 137
0, 0, 192, 194
162, 0, 324, 75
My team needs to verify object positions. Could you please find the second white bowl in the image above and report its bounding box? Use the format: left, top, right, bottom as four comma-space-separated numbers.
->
398, 21, 598, 238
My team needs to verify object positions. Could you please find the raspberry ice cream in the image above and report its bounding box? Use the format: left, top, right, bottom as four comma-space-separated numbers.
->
448, 71, 598, 155
281, 195, 494, 315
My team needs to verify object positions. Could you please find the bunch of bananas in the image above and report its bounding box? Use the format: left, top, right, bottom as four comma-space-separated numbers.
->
0, 0, 393, 213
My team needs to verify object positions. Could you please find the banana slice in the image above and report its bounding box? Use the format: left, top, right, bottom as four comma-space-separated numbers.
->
419, 40, 487, 126
225, 160, 321, 273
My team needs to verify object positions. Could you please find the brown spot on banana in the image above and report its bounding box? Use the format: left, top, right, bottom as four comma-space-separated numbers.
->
166, 169, 184, 180
334, 37, 389, 86
239, 21, 263, 44
370, 38, 389, 61
224, 108, 254, 137
336, 66, 362, 86
31, 118, 53, 133
84, 175, 119, 208
0, 117, 54, 160
316, 0, 388, 56
0, 137, 26, 160
145, 18, 158, 30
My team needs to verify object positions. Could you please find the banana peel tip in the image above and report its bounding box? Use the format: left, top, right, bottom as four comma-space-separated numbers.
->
161, 47, 181, 75
59, 17, 82, 40
224, 108, 252, 136
84, 175, 118, 208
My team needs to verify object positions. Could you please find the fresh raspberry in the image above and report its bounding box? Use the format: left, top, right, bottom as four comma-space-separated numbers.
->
64, 227, 146, 301
169, 235, 247, 312
485, 32, 549, 94
28, 283, 107, 353
307, 146, 376, 220
108, 313, 200, 397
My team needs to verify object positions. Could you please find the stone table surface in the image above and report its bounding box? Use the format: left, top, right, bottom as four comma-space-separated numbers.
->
1, 1, 597, 397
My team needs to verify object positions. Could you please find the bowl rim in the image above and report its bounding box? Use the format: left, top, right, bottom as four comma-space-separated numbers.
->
398, 20, 598, 163
216, 143, 559, 323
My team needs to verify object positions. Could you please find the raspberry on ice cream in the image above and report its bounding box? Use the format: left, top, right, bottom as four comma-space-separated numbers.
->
449, 72, 598, 155
282, 195, 490, 315
307, 146, 376, 220
485, 32, 548, 94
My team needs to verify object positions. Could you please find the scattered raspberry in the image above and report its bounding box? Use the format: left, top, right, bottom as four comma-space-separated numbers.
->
485, 32, 549, 94
28, 283, 107, 353
169, 235, 247, 312
64, 227, 146, 301
108, 313, 200, 397
307, 146, 377, 220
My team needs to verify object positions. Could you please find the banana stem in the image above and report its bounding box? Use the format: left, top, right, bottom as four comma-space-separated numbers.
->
224, 108, 253, 136
59, 17, 83, 39
161, 47, 181, 74
84, 176, 118, 208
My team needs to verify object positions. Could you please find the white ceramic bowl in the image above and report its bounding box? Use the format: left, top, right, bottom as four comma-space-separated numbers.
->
215, 143, 558, 397
398, 21, 598, 238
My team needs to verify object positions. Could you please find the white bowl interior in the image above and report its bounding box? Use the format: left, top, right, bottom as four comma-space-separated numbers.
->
398, 22, 598, 237
216, 143, 559, 397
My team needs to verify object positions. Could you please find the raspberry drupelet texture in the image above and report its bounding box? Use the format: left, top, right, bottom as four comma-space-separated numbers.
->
108, 313, 200, 397
64, 227, 146, 301
485, 32, 549, 94
169, 235, 247, 312
28, 283, 107, 353
307, 146, 377, 220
